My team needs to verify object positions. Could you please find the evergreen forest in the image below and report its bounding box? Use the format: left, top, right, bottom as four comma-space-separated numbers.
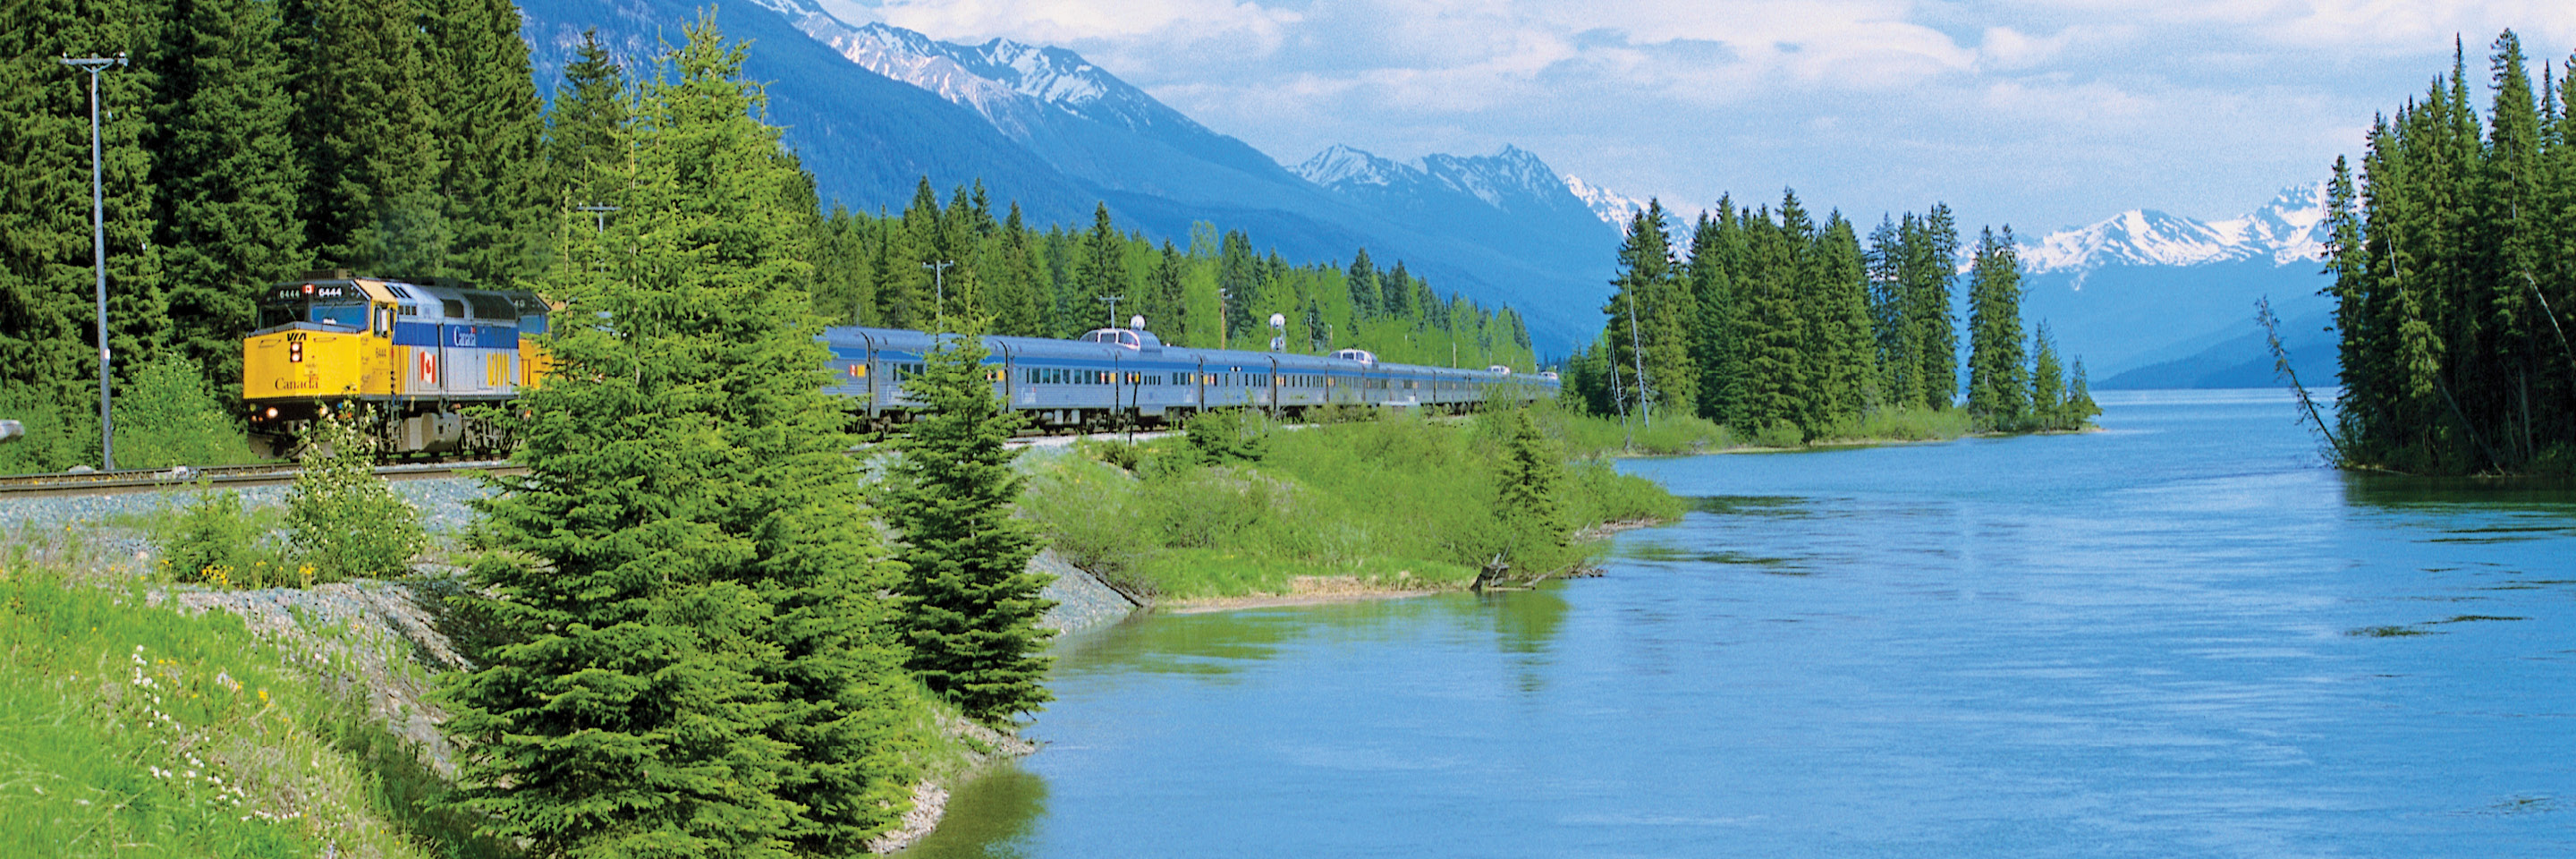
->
1562, 196, 2098, 443
0, 0, 1534, 474
2318, 30, 2576, 475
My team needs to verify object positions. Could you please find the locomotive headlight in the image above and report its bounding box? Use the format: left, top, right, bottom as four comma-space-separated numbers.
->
265, 407, 278, 420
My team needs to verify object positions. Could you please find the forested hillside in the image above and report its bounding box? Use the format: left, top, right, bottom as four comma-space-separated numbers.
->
0, 1, 1531, 473
1563, 195, 2098, 442
2318, 30, 2576, 475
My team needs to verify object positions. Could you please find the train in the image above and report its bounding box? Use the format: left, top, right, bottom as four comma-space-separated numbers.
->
242, 273, 1559, 455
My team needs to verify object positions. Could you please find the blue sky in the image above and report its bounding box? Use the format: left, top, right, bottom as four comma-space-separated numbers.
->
816, 1, 2576, 232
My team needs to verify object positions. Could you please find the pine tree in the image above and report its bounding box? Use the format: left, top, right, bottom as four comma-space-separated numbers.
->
1494, 406, 1567, 565
1910, 204, 1962, 409
881, 322, 1056, 724
281, 0, 445, 275
444, 20, 917, 855
2029, 321, 2066, 430
421, 0, 546, 285
1346, 248, 1380, 319
1965, 226, 2028, 427
0, 0, 167, 450
544, 31, 630, 213
1077, 202, 1127, 331
1602, 200, 1694, 423
1812, 213, 1878, 427
148, 0, 308, 390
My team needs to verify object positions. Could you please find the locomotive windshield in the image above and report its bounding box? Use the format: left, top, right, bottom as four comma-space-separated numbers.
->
256, 282, 369, 330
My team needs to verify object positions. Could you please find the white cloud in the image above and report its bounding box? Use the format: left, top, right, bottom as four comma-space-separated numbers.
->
806, 0, 2576, 231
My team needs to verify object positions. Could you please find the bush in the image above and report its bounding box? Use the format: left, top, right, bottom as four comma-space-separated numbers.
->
155, 489, 298, 588
114, 353, 260, 469
0, 384, 97, 474
1184, 408, 1269, 464
285, 410, 425, 580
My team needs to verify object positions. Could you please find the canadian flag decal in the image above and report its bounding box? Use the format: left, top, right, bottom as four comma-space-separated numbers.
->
419, 351, 438, 384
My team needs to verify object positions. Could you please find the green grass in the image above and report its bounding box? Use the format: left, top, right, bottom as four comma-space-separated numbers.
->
1022, 409, 1683, 600
0, 562, 456, 858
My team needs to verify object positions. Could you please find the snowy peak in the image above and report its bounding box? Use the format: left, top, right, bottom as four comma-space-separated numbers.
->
2020, 183, 2330, 273
1293, 144, 1409, 189
1563, 174, 1648, 229
759, 3, 1215, 140
1293, 143, 1581, 215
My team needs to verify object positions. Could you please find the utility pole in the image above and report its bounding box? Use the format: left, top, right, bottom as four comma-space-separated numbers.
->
574, 204, 619, 232
62, 54, 125, 472
1217, 289, 1231, 348
921, 259, 954, 318
1097, 294, 1124, 329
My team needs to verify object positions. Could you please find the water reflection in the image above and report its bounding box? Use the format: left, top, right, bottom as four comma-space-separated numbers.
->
920, 389, 2576, 857
895, 770, 1046, 859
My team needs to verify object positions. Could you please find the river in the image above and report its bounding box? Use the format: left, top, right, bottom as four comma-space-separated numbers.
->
905, 388, 2574, 857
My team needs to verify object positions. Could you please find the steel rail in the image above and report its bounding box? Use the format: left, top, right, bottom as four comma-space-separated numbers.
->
0, 460, 523, 498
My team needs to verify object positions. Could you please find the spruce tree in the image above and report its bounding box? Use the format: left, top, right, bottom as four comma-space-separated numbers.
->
444, 19, 917, 855
1965, 226, 2029, 427
0, 0, 167, 445
1495, 406, 1568, 565
149, 0, 308, 389
281, 0, 445, 274
2029, 321, 2066, 430
1077, 202, 1127, 330
1346, 247, 1380, 319
421, 0, 546, 285
881, 322, 1057, 724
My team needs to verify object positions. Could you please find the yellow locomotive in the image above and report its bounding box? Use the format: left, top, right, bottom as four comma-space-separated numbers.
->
242, 273, 551, 455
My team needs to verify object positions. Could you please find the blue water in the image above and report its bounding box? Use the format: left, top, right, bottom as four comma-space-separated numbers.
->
908, 389, 2575, 857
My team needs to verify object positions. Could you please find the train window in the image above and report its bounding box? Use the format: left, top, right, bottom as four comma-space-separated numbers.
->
442, 299, 465, 319
465, 293, 517, 319
312, 304, 367, 328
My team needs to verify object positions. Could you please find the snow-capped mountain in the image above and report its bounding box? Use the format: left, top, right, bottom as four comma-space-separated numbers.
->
2020, 183, 2329, 274
2012, 183, 2337, 386
1293, 144, 1591, 217
1563, 175, 1648, 230
520, 0, 1620, 352
1290, 143, 1618, 288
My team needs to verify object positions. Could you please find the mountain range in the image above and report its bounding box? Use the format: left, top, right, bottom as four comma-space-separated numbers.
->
2012, 184, 2337, 388
516, 0, 1618, 353
514, 0, 2334, 387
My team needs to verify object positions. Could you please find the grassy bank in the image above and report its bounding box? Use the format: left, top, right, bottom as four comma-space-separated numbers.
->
0, 511, 1007, 857
1545, 401, 1977, 457
1021, 407, 1684, 600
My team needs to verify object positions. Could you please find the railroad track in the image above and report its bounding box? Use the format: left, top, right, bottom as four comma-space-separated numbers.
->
0, 460, 525, 498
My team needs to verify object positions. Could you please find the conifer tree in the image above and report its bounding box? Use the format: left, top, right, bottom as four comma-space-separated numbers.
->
149, 0, 308, 389
0, 0, 168, 440
543, 30, 629, 213
1965, 226, 2028, 427
1495, 406, 1567, 564
2029, 321, 2066, 430
1812, 213, 1878, 426
1603, 200, 1694, 422
421, 0, 546, 285
881, 322, 1056, 724
1077, 202, 1127, 330
1347, 248, 1381, 319
444, 20, 916, 855
1909, 204, 1962, 408
282, 0, 445, 275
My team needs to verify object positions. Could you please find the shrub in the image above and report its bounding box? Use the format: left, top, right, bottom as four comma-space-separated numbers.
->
285, 409, 425, 580
1184, 408, 1268, 464
155, 489, 298, 588
113, 353, 261, 469
0, 384, 97, 474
